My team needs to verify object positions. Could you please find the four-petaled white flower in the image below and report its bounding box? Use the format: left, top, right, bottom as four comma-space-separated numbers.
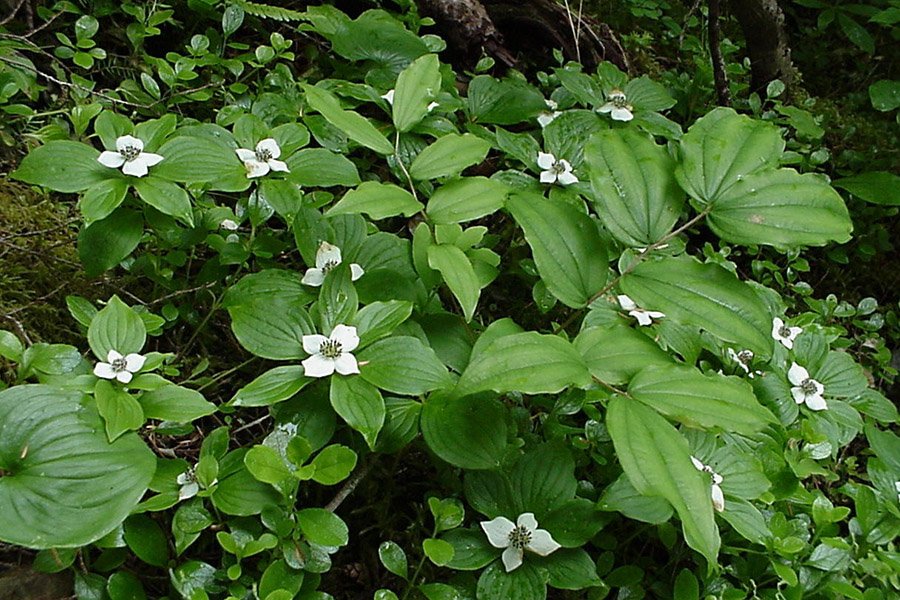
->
98, 135, 164, 178
93, 349, 146, 384
176, 467, 199, 500
301, 324, 361, 378
381, 88, 438, 111
691, 456, 725, 512
597, 89, 634, 122
537, 99, 561, 128
772, 317, 802, 350
617, 294, 665, 326
537, 152, 578, 185
788, 362, 827, 411
301, 242, 365, 287
727, 348, 756, 377
236, 138, 290, 178
480, 512, 561, 572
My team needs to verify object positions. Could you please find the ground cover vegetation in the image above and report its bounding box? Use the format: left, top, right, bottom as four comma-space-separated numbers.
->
0, 0, 898, 598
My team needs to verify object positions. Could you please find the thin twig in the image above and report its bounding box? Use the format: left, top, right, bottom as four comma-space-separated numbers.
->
709, 0, 732, 106
0, 0, 26, 27
326, 458, 375, 512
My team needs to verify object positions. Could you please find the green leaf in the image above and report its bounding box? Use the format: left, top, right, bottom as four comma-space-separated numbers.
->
833, 172, 900, 206
133, 176, 194, 226
244, 445, 294, 484
675, 107, 784, 203
868, 79, 900, 112
328, 181, 423, 219
309, 444, 357, 485
476, 561, 546, 600
0, 385, 155, 548
817, 351, 868, 398
421, 393, 507, 470
88, 296, 147, 360
455, 331, 591, 397
12, 141, 110, 193
95, 379, 145, 441
423, 538, 455, 566
358, 336, 454, 395
0, 330, 23, 362
540, 548, 601, 590
379, 541, 409, 579
258, 178, 304, 221
153, 136, 248, 190
139, 384, 216, 423
510, 442, 577, 515
443, 528, 498, 571
427, 244, 481, 321
79, 178, 129, 223
77, 208, 143, 276
107, 571, 147, 600
606, 397, 720, 566
837, 13, 874, 54
123, 514, 169, 567
232, 366, 309, 407
393, 53, 442, 132
303, 84, 393, 155
211, 450, 280, 516
629, 365, 777, 434
229, 302, 315, 360
297, 508, 349, 547
351, 300, 413, 347
426, 177, 508, 224
330, 375, 385, 449
285, 148, 361, 187
704, 169, 852, 247
620, 256, 773, 358
467, 75, 547, 125
575, 325, 672, 385
409, 134, 492, 181
624, 76, 676, 112
507, 193, 608, 308
673, 569, 699, 600
599, 474, 674, 524
540, 498, 606, 547
585, 129, 683, 246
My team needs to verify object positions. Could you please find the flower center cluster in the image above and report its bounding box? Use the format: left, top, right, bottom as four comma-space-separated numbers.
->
550, 161, 566, 175
736, 350, 754, 364
120, 145, 142, 160
800, 378, 818, 394
610, 93, 628, 108
322, 259, 340, 273
319, 339, 343, 359
507, 525, 532, 549
779, 325, 793, 338
110, 357, 128, 372
256, 148, 273, 161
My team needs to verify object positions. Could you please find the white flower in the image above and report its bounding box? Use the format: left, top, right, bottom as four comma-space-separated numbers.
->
772, 317, 802, 350
788, 363, 827, 411
97, 135, 164, 178
301, 242, 365, 287
235, 138, 290, 179
301, 324, 360, 378
537, 99, 561, 127
537, 152, 578, 185
176, 467, 199, 500
480, 513, 561, 572
691, 456, 725, 512
727, 348, 755, 376
93, 349, 146, 384
381, 88, 438, 111
220, 218, 239, 231
597, 89, 633, 122
894, 481, 900, 503
617, 294, 665, 326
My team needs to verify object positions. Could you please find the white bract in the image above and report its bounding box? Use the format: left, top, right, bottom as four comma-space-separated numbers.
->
235, 138, 290, 178
480, 512, 561, 572
691, 456, 725, 512
220, 218, 239, 231
97, 135, 164, 177
537, 152, 578, 185
93, 349, 146, 384
176, 467, 199, 500
617, 294, 665, 326
301, 242, 364, 287
788, 363, 827, 411
895, 481, 900, 503
302, 324, 360, 378
597, 90, 634, 121
772, 317, 802, 350
537, 99, 561, 127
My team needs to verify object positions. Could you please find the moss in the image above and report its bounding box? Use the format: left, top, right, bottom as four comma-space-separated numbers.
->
0, 180, 88, 345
